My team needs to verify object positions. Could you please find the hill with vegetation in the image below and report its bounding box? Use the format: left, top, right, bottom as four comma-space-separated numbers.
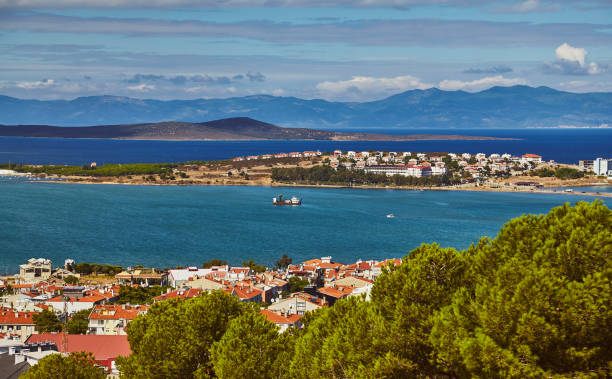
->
0, 117, 507, 141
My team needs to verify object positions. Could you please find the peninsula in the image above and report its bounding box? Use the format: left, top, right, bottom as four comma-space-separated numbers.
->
0, 117, 511, 141
3, 149, 609, 196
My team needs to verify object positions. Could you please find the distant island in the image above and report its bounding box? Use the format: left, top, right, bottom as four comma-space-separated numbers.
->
0, 117, 511, 141
1, 85, 610, 128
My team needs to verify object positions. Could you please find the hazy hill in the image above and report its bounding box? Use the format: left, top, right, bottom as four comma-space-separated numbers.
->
0, 117, 507, 141
1, 86, 610, 128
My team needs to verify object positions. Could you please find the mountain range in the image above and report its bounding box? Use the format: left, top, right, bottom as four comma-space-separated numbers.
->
1, 86, 610, 128
0, 117, 508, 141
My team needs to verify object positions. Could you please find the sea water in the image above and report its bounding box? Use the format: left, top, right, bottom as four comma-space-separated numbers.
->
1, 128, 611, 165
0, 180, 602, 273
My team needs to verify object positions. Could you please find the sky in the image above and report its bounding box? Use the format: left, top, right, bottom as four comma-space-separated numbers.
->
0, 0, 611, 102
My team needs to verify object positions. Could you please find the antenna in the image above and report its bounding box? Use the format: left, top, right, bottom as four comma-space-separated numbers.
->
62, 292, 68, 352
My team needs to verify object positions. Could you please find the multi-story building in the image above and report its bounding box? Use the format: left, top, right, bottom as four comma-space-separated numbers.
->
363, 165, 432, 177
19, 258, 52, 284
88, 304, 148, 335
0, 308, 37, 342
593, 158, 612, 176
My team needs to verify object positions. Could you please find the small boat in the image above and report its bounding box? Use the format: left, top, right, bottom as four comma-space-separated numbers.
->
273, 194, 301, 206
386, 214, 395, 218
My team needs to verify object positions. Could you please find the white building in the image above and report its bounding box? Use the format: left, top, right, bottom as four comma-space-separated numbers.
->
593, 158, 612, 176
19, 259, 52, 284
364, 165, 432, 177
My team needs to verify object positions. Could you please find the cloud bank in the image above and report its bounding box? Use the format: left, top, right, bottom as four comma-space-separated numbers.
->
1, 12, 611, 48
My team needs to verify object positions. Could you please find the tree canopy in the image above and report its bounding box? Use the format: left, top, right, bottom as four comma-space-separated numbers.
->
115, 285, 167, 305
113, 201, 610, 378
211, 311, 284, 379
21, 352, 106, 379
66, 308, 91, 334
275, 254, 292, 270
33, 308, 62, 333
116, 290, 248, 378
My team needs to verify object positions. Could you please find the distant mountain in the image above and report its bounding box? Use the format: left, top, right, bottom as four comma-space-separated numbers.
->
1, 86, 610, 128
0, 117, 508, 141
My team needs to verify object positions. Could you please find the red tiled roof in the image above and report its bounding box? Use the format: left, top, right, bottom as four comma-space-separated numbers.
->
260, 309, 302, 325
153, 288, 202, 301
374, 259, 402, 268
231, 286, 262, 300
318, 286, 352, 298
0, 310, 36, 325
318, 263, 342, 269
302, 259, 322, 265
522, 154, 541, 158
89, 304, 147, 320
26, 334, 131, 360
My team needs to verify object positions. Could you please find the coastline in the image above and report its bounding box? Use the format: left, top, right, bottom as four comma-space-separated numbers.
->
32, 179, 612, 197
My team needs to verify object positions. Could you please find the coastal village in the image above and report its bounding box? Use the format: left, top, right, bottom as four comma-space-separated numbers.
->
0, 255, 399, 376
2, 149, 610, 191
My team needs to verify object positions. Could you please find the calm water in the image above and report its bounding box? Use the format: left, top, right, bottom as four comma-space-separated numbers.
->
1, 128, 611, 165
554, 185, 612, 193
0, 180, 602, 274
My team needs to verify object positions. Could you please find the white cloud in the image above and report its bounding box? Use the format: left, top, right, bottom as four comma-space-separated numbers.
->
316, 75, 432, 100
544, 43, 605, 75
16, 79, 54, 89
556, 42, 587, 66
438, 75, 527, 91
127, 83, 155, 91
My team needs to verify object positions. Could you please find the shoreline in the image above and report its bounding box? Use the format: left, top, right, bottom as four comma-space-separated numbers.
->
31, 179, 612, 197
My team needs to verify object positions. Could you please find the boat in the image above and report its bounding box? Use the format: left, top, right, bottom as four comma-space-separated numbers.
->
273, 194, 301, 206
386, 214, 395, 218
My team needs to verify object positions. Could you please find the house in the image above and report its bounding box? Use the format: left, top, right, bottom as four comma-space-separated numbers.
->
303, 151, 317, 157
228, 285, 262, 303
268, 294, 322, 316
19, 259, 52, 284
88, 304, 148, 335
186, 277, 224, 291
246, 155, 259, 160
232, 157, 245, 162
521, 154, 542, 164
167, 267, 226, 288
0, 309, 37, 342
115, 268, 168, 286
227, 267, 251, 281
26, 334, 131, 374
363, 165, 432, 177
289, 152, 302, 158
332, 276, 373, 289
372, 259, 402, 277
316, 286, 353, 306
153, 288, 202, 302
274, 153, 288, 159
260, 310, 302, 333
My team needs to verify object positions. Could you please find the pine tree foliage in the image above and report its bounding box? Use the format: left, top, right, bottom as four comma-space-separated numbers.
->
113, 201, 610, 378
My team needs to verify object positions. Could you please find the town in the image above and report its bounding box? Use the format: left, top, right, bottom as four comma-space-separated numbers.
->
235, 149, 612, 184
0, 255, 400, 376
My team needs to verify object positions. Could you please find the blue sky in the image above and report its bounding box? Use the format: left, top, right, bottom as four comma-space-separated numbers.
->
0, 0, 611, 101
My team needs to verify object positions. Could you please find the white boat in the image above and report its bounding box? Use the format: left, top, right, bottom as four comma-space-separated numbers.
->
386, 214, 395, 218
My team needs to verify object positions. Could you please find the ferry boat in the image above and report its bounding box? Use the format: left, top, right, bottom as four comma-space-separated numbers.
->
273, 194, 301, 206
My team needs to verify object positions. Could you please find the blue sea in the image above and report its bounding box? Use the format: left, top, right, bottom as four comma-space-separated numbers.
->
1, 128, 611, 165
1, 128, 610, 273
0, 180, 604, 274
